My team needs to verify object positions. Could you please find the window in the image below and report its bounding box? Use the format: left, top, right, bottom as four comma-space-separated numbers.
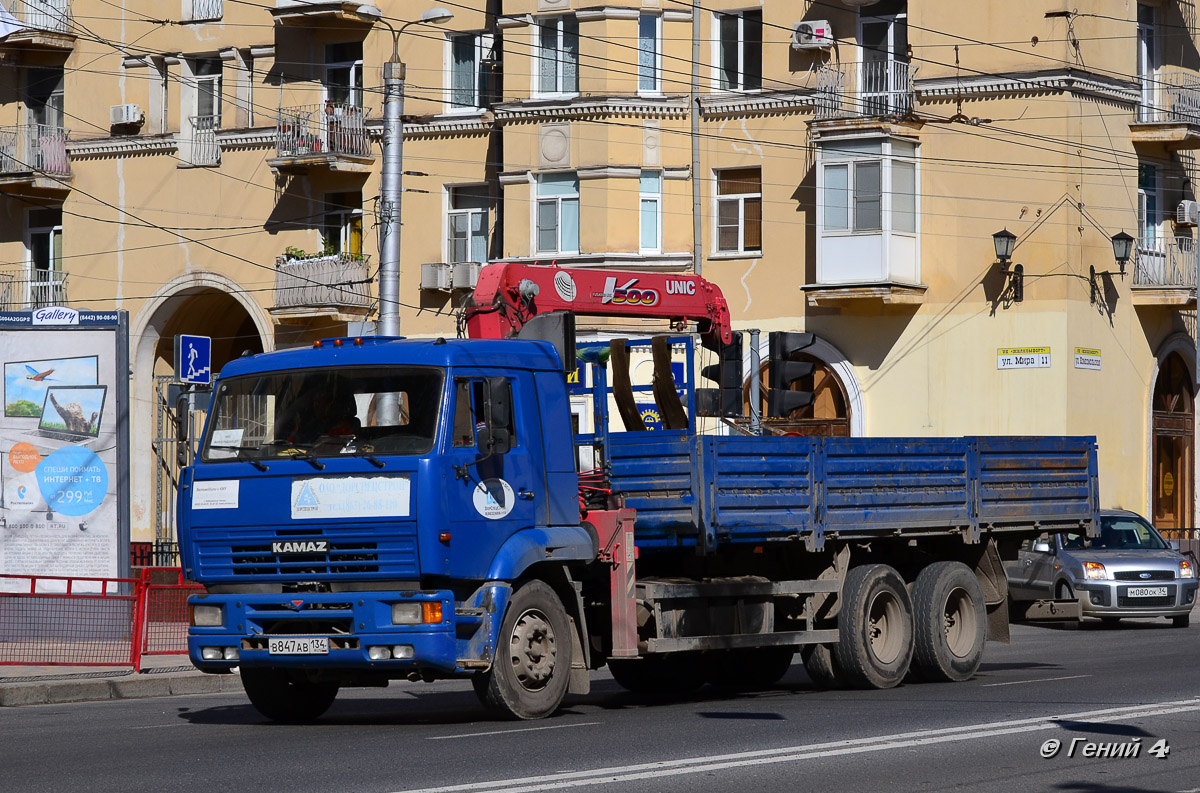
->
27, 208, 63, 308
26, 67, 64, 129
537, 15, 579, 96
859, 1, 909, 116
451, 378, 515, 449
194, 58, 221, 119
326, 42, 364, 109
821, 139, 917, 235
1139, 163, 1160, 250
715, 168, 761, 254
638, 14, 661, 94
322, 192, 363, 258
640, 170, 662, 253
1137, 4, 1156, 121
717, 10, 762, 91
448, 185, 489, 263
449, 33, 494, 111
536, 173, 580, 254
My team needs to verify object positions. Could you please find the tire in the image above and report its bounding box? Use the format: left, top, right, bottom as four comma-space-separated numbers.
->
1171, 614, 1190, 629
608, 653, 709, 695
475, 580, 573, 720
800, 643, 842, 689
240, 667, 339, 723
1100, 617, 1122, 628
708, 647, 796, 691
831, 564, 914, 689
1056, 582, 1079, 630
910, 562, 986, 683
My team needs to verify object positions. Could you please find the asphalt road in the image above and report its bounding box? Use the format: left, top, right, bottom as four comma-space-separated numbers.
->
2, 620, 1197, 793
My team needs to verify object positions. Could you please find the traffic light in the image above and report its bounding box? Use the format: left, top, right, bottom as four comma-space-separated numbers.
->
696, 331, 744, 418
767, 331, 815, 418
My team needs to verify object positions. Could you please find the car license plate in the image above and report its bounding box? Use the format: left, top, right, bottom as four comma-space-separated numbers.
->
268, 637, 329, 655
1126, 586, 1168, 598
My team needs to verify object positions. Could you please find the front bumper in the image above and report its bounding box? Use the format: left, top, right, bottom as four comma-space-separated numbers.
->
1075, 579, 1198, 618
187, 589, 461, 674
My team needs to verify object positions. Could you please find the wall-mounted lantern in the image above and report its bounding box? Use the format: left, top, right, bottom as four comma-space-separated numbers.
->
1110, 231, 1134, 276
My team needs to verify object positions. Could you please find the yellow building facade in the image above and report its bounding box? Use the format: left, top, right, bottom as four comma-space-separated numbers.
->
0, 0, 1194, 551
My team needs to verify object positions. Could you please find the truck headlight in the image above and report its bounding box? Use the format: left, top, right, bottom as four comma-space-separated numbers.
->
1181, 560, 1195, 579
1083, 562, 1108, 580
392, 601, 444, 625
191, 604, 223, 627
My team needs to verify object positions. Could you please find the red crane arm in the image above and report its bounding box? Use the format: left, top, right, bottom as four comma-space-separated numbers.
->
465, 263, 733, 344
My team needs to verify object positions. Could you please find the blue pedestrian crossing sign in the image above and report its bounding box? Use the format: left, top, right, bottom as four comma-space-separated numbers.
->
175, 334, 212, 385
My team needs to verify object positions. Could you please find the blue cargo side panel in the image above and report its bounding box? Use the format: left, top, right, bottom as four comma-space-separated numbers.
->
822, 438, 972, 532
974, 436, 1097, 528
607, 431, 701, 547
705, 435, 815, 544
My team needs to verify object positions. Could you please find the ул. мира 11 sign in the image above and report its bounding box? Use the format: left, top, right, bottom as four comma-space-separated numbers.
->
997, 346, 1051, 369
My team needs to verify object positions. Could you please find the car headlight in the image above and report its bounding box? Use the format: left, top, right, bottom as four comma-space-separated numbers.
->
1083, 561, 1108, 581
190, 604, 224, 627
1181, 560, 1196, 580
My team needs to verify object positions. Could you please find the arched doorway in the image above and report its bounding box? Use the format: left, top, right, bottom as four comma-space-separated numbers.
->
1152, 352, 1194, 533
745, 353, 852, 437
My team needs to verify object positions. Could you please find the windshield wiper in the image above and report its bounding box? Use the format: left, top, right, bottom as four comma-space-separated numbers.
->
284, 449, 325, 470
207, 445, 269, 471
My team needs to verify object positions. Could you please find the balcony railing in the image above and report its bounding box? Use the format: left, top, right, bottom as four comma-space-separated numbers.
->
276, 103, 372, 160
0, 269, 68, 310
1137, 68, 1200, 125
3, 0, 71, 34
1134, 235, 1197, 288
188, 0, 223, 21
187, 114, 220, 166
0, 124, 70, 177
815, 60, 916, 121
274, 253, 371, 312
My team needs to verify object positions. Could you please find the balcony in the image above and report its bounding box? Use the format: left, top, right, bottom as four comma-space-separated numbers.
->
270, 253, 372, 321
0, 124, 71, 193
814, 60, 917, 122
181, 115, 220, 167
1130, 67, 1200, 148
266, 103, 374, 174
0, 269, 67, 310
1, 0, 75, 51
270, 1, 379, 26
1131, 235, 1197, 307
184, 0, 223, 22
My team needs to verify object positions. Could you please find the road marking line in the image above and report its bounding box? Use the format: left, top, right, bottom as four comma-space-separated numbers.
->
982, 674, 1091, 687
393, 698, 1200, 793
426, 722, 601, 740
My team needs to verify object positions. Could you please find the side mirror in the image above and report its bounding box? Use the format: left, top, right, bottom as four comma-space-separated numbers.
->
477, 377, 512, 455
1033, 541, 1052, 554
477, 426, 511, 456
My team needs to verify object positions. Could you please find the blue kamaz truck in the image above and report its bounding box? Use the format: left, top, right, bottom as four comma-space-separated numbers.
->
181, 325, 1098, 722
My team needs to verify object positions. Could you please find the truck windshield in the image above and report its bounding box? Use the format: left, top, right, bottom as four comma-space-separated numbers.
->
200, 366, 444, 461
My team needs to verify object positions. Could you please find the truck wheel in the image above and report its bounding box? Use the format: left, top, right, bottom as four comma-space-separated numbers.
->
708, 647, 795, 690
911, 562, 986, 683
240, 667, 339, 723
476, 580, 572, 720
801, 643, 842, 689
832, 564, 914, 689
608, 653, 709, 695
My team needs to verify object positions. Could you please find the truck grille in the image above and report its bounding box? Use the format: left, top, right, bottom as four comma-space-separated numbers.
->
230, 540, 380, 575
1113, 570, 1175, 581
193, 526, 418, 581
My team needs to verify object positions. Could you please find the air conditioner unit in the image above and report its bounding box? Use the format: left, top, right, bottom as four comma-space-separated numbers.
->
420, 262, 450, 291
1177, 200, 1200, 226
109, 104, 144, 126
792, 20, 833, 50
452, 261, 482, 290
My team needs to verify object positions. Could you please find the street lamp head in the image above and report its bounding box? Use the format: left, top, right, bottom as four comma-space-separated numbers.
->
992, 228, 1016, 263
420, 8, 454, 24
354, 4, 383, 21
1110, 230, 1134, 274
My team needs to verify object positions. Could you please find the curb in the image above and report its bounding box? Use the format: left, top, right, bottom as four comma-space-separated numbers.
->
0, 671, 242, 707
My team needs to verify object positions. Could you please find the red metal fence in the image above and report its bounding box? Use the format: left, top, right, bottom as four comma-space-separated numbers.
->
0, 569, 199, 670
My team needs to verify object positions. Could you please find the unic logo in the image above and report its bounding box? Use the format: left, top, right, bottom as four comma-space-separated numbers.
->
600, 276, 659, 306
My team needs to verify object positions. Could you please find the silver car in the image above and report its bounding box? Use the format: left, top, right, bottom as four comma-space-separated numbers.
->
1006, 510, 1197, 627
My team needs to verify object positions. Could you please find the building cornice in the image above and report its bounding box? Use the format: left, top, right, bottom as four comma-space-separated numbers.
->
663, 10, 692, 22
495, 95, 689, 122
503, 252, 693, 270
578, 166, 640, 179
67, 134, 179, 158
402, 111, 494, 138
496, 14, 532, 29
698, 89, 816, 119
217, 127, 276, 148
575, 7, 640, 21
917, 69, 1138, 106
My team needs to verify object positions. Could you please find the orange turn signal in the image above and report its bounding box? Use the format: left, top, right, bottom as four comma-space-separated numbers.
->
423, 601, 443, 624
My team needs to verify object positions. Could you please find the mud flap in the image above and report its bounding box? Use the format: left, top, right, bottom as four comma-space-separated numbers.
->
986, 599, 1010, 644
567, 615, 590, 695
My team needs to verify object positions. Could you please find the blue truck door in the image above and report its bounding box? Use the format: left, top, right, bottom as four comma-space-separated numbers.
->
442, 373, 546, 579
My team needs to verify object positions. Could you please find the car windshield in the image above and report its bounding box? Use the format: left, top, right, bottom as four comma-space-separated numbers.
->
200, 366, 444, 461
1092, 516, 1169, 550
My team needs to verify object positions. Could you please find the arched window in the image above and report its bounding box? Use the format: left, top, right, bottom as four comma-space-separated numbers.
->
745, 353, 851, 437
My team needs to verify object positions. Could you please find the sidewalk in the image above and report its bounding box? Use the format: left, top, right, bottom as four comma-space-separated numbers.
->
0, 654, 242, 707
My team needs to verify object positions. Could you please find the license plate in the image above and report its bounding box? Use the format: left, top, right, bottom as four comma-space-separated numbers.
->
268, 636, 329, 655
1126, 586, 1168, 598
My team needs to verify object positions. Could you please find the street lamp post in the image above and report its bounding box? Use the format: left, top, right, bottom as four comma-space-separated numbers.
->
355, 6, 454, 341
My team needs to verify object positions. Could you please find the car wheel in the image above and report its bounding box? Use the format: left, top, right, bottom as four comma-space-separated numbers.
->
1100, 617, 1121, 628
1056, 582, 1079, 630
1171, 614, 1190, 629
